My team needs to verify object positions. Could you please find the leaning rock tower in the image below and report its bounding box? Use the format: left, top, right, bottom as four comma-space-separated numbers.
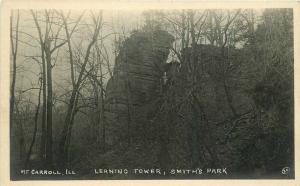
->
104, 29, 174, 147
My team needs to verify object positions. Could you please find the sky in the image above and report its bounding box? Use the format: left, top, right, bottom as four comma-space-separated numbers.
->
11, 9, 264, 106
12, 10, 147, 104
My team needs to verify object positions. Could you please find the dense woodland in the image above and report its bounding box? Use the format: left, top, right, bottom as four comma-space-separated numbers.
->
10, 9, 293, 179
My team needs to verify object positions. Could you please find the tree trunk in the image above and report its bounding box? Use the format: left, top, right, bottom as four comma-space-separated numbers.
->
10, 10, 19, 130
25, 78, 42, 169
40, 57, 47, 162
96, 46, 106, 151
10, 10, 22, 171
99, 65, 106, 152
30, 10, 48, 164
59, 14, 102, 167
45, 47, 53, 168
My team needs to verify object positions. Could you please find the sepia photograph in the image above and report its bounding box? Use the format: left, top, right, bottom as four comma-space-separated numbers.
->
6, 7, 295, 181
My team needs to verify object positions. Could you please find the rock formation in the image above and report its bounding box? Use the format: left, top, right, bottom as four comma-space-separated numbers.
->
104, 29, 174, 147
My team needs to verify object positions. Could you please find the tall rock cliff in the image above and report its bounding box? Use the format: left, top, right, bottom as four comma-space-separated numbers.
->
104, 29, 174, 147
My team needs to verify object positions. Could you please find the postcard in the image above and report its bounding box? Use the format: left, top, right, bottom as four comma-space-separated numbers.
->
0, 0, 299, 185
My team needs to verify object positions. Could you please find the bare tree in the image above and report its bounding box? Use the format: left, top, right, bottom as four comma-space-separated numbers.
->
30, 11, 48, 163
10, 10, 26, 168
94, 43, 106, 151
25, 77, 42, 169
31, 10, 67, 167
220, 10, 241, 117
59, 11, 103, 167
10, 10, 19, 128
